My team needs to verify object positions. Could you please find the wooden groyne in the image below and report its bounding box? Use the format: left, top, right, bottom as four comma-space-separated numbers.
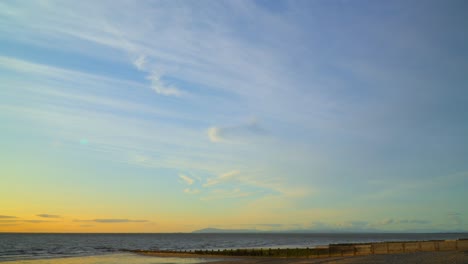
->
128, 239, 468, 258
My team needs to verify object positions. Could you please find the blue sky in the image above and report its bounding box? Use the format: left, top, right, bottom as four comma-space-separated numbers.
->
0, 0, 467, 232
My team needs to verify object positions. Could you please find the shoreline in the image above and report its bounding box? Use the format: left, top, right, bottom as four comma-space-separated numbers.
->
129, 238, 468, 259
205, 251, 468, 264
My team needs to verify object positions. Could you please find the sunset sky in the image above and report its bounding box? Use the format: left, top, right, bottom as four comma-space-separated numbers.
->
1, 0, 467, 233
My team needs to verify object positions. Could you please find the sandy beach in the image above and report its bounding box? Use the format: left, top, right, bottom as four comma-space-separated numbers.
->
137, 250, 468, 264
1, 251, 466, 264
206, 251, 468, 264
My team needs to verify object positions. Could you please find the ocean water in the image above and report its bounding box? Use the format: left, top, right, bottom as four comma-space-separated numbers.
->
0, 233, 466, 262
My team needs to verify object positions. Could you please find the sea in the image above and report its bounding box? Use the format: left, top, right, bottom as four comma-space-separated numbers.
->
0, 233, 466, 263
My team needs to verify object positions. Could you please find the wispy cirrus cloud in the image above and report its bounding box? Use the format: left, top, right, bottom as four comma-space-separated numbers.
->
0, 55, 236, 173
207, 127, 223, 143
204, 170, 240, 187
179, 174, 195, 185
184, 188, 200, 195
1, 1, 467, 232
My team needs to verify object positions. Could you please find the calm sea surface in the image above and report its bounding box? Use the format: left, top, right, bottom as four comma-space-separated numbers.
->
0, 233, 466, 262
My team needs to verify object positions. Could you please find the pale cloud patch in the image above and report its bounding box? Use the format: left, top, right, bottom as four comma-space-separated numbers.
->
184, 188, 200, 194
133, 55, 146, 70
204, 170, 240, 187
147, 72, 183, 96
378, 218, 395, 225
207, 119, 266, 143
179, 174, 195, 185
208, 127, 223, 143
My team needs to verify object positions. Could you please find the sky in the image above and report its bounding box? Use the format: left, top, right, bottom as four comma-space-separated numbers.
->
0, 0, 467, 233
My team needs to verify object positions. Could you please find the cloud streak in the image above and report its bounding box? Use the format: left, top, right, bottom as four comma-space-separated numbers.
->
23, 220, 56, 223
37, 214, 61, 218
0, 219, 56, 224
0, 215, 17, 219
208, 119, 266, 143
204, 170, 240, 187
179, 174, 195, 185
74, 219, 149, 223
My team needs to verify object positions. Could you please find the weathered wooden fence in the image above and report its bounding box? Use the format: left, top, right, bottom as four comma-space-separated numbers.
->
129, 239, 468, 258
